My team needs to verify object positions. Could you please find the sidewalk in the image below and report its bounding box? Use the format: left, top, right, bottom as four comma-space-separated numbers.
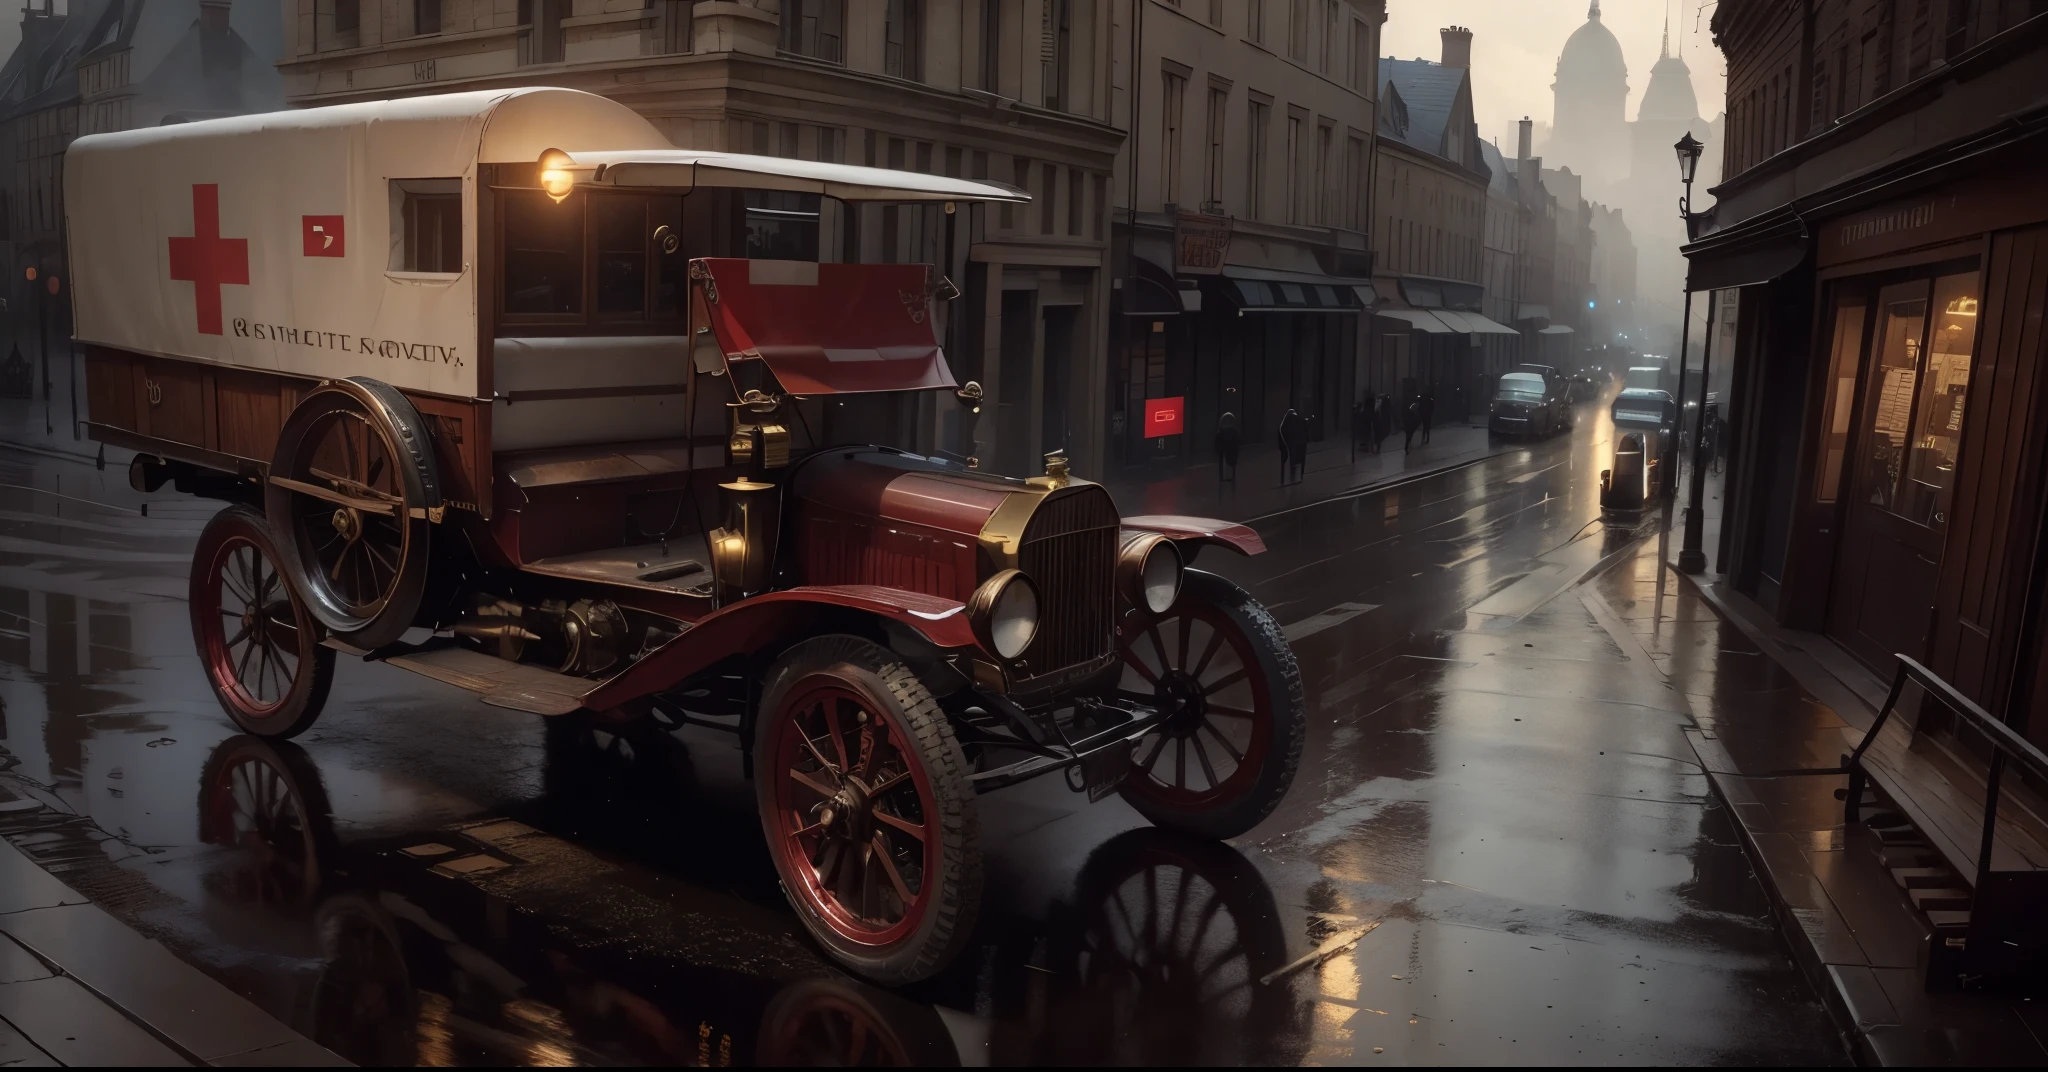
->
1102, 420, 1507, 524
0, 784, 345, 1067
1587, 532, 2048, 1065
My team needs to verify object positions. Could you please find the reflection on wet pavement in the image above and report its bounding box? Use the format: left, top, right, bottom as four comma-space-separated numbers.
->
0, 408, 1847, 1064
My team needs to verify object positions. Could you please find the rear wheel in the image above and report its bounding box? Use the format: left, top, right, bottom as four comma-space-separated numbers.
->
1116, 571, 1305, 839
190, 505, 333, 738
266, 378, 439, 648
755, 636, 981, 984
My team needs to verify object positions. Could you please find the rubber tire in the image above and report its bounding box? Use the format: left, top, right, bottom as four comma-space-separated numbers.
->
266, 377, 440, 649
190, 504, 335, 739
1118, 570, 1305, 840
754, 635, 982, 985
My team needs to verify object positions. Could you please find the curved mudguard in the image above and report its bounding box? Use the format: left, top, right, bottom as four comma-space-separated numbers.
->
1121, 514, 1266, 557
581, 585, 978, 709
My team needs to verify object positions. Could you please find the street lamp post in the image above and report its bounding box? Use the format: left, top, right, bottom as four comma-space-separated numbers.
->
1670, 132, 1712, 573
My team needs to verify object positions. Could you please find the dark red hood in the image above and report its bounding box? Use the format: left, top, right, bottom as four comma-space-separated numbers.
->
791, 449, 1024, 541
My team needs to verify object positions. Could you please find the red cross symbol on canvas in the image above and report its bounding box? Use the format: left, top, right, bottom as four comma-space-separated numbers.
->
168, 184, 248, 335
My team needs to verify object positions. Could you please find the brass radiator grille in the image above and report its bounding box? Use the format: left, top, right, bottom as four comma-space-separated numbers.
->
1016, 486, 1118, 674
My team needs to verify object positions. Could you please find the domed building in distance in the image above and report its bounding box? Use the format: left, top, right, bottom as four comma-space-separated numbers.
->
1548, 1, 1631, 189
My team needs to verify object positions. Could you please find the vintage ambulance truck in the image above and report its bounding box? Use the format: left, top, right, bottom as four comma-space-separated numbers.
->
65, 87, 1304, 983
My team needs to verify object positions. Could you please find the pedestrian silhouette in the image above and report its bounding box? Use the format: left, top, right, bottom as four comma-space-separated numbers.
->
1420, 391, 1436, 445
1374, 395, 1390, 454
1278, 408, 1308, 486
1214, 411, 1240, 483
1358, 389, 1377, 455
1402, 398, 1421, 452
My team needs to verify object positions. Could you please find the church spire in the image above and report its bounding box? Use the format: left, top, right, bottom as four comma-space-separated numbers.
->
1589, 1, 1601, 18
1660, 14, 1670, 59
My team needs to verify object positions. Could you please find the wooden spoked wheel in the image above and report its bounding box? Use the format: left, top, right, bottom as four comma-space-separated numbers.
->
1115, 571, 1305, 839
197, 736, 331, 907
190, 505, 333, 737
267, 379, 438, 648
755, 636, 980, 984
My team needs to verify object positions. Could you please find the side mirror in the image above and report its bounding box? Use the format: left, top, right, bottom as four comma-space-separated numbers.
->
955, 380, 984, 414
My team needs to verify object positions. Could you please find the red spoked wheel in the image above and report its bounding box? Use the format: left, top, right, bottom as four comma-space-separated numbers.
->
1116, 570, 1304, 839
755, 636, 980, 985
190, 505, 334, 738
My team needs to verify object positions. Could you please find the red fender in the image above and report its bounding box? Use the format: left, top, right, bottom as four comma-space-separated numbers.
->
581, 585, 977, 709
1121, 514, 1267, 557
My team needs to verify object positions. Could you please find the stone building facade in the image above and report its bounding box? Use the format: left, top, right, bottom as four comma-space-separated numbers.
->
1108, 0, 1382, 471
281, 0, 1125, 476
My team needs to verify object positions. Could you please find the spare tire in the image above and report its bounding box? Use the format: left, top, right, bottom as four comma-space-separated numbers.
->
266, 377, 440, 648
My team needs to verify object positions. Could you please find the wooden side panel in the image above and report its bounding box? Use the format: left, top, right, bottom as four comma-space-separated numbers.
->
215, 367, 286, 461
1929, 225, 2048, 715
403, 392, 488, 517
140, 357, 209, 446
82, 347, 136, 431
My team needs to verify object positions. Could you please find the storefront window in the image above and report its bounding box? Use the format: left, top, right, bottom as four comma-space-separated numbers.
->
1813, 299, 1866, 502
1898, 273, 1979, 528
1852, 273, 1979, 529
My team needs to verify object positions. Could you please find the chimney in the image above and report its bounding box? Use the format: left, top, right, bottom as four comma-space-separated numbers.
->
1517, 116, 1532, 161
199, 1, 231, 33
1440, 26, 1472, 69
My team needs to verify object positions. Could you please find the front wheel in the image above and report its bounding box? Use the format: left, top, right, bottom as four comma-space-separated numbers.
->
190, 505, 334, 738
1115, 571, 1305, 839
754, 636, 981, 984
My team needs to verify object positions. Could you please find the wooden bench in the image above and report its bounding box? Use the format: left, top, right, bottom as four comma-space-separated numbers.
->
1839, 654, 2048, 991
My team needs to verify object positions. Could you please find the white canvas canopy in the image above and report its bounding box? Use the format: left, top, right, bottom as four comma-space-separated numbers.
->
65, 87, 1027, 403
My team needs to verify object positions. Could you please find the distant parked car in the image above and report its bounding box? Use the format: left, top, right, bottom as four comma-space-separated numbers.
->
1490, 371, 1570, 438
1611, 387, 1679, 460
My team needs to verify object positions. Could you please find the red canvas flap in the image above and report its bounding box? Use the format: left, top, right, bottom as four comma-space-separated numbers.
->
694, 258, 956, 395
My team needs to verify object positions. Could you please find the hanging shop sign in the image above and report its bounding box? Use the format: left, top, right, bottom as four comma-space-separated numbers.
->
1174, 211, 1232, 276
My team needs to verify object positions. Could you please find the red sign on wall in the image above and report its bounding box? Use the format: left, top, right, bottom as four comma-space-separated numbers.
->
1144, 396, 1185, 438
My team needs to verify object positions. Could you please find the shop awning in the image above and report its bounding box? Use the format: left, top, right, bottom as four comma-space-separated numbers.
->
1537, 324, 1575, 335
1434, 310, 1520, 335
1515, 304, 1550, 321
1375, 308, 1454, 333
1218, 270, 1366, 313
1682, 207, 1809, 291
1119, 273, 1184, 317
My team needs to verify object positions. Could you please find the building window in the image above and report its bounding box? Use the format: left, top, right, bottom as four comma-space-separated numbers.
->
884, 0, 924, 81
1204, 87, 1227, 210
1346, 134, 1365, 230
781, 0, 846, 64
1289, 0, 1309, 62
980, 0, 1002, 92
1093, 173, 1108, 239
1320, 1, 1336, 74
521, 0, 566, 64
658, 0, 693, 55
1161, 71, 1186, 204
1068, 169, 1084, 236
1249, 0, 1265, 44
414, 0, 440, 35
1246, 99, 1269, 219
1316, 122, 1333, 223
1045, 0, 1073, 110
1209, 0, 1223, 25
391, 180, 462, 273
1350, 17, 1373, 92
1285, 115, 1302, 223
335, 0, 359, 34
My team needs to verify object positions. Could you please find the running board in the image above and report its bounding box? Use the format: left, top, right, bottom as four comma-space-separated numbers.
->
324, 637, 588, 715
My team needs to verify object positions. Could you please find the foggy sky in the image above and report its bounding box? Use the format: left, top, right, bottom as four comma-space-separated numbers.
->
1382, 0, 1728, 148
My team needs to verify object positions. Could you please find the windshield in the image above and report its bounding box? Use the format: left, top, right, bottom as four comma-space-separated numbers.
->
1496, 374, 1546, 401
